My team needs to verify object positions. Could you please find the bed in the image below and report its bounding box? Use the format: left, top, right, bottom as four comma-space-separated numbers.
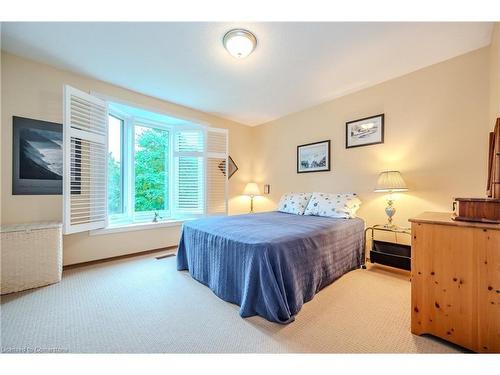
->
177, 211, 365, 324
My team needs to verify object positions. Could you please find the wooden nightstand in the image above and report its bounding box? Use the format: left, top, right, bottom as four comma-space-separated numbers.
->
364, 225, 411, 271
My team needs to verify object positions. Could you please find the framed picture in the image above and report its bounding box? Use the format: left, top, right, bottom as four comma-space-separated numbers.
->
228, 156, 238, 179
346, 113, 384, 148
12, 116, 63, 195
297, 140, 331, 173
218, 155, 239, 179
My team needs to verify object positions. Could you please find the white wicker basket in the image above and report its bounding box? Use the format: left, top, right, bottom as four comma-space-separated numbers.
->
1, 222, 62, 295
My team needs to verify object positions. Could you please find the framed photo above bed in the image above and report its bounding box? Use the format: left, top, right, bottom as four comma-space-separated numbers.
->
297, 140, 331, 173
346, 113, 384, 148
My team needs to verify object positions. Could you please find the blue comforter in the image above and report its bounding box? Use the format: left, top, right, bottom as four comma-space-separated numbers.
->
177, 211, 365, 324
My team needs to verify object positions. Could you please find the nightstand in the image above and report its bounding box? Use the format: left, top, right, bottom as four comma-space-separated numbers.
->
364, 224, 411, 271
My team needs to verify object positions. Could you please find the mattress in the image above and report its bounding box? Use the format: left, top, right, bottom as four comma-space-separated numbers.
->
177, 211, 365, 323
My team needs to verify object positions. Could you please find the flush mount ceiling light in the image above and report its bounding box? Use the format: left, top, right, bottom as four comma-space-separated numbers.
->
222, 29, 257, 59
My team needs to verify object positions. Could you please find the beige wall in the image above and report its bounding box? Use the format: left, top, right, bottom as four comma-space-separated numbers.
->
252, 47, 490, 229
1, 36, 498, 265
1, 52, 254, 265
490, 23, 500, 129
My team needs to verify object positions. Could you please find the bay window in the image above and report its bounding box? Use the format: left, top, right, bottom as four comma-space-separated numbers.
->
106, 103, 206, 226
63, 85, 228, 235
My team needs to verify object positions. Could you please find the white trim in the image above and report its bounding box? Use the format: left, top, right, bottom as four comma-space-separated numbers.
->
125, 116, 134, 218
89, 218, 194, 236
103, 96, 111, 229
205, 127, 229, 216
63, 85, 71, 234
107, 100, 206, 224
107, 112, 126, 215
172, 151, 204, 157
203, 127, 208, 215
169, 129, 175, 218
225, 130, 229, 215
134, 117, 172, 131
63, 85, 108, 235
68, 220, 106, 234
207, 152, 227, 159
79, 92, 226, 232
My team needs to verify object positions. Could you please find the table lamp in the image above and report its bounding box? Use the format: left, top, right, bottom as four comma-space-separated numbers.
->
374, 171, 408, 227
243, 182, 261, 213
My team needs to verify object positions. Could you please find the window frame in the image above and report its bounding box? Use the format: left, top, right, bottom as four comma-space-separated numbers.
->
107, 109, 131, 226
107, 113, 126, 216
86, 91, 227, 233
107, 110, 206, 226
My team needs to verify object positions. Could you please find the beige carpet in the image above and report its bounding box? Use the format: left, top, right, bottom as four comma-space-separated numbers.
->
0, 253, 464, 353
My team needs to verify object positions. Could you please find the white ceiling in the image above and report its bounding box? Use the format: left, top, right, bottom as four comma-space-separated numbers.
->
1, 22, 494, 126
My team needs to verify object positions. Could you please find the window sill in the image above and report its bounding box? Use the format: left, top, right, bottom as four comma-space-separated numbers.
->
89, 219, 193, 236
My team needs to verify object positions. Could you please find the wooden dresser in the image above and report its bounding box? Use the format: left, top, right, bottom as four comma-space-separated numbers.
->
409, 212, 500, 353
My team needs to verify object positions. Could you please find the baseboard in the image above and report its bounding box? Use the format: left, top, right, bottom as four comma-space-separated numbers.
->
63, 245, 178, 270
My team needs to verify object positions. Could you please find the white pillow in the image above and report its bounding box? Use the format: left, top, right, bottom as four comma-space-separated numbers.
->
304, 192, 361, 219
277, 192, 312, 215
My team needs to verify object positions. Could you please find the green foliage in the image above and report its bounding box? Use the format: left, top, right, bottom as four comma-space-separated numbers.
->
134, 128, 169, 212
108, 153, 122, 214
108, 127, 169, 215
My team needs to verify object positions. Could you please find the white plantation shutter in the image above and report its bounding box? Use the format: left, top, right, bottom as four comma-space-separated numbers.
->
174, 129, 204, 216
205, 128, 228, 215
63, 85, 108, 234
174, 127, 228, 217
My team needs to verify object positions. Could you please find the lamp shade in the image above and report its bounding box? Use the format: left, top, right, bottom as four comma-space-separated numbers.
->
243, 182, 261, 196
374, 171, 408, 192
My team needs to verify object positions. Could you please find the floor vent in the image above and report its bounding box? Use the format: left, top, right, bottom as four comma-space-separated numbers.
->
156, 253, 176, 260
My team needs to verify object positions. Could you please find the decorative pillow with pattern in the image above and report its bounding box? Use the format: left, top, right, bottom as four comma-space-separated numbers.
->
304, 192, 362, 219
277, 192, 312, 215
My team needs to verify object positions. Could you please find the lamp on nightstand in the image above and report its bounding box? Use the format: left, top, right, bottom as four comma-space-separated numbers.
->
243, 182, 261, 213
374, 171, 408, 228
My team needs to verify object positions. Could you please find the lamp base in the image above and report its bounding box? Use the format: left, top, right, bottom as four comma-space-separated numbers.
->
385, 199, 396, 227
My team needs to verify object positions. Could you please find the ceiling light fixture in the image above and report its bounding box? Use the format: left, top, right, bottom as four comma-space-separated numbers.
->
222, 29, 257, 59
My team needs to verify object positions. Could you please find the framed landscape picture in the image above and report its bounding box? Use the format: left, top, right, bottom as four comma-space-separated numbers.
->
346, 113, 384, 148
12, 116, 63, 195
297, 140, 330, 173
